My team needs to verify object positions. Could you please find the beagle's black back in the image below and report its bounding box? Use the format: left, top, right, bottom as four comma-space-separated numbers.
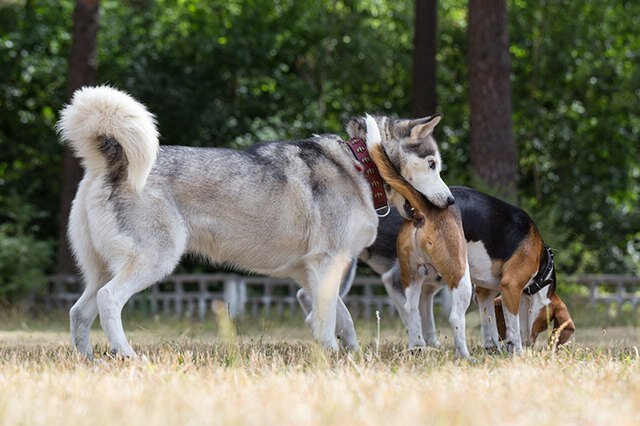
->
451, 186, 538, 261
361, 185, 547, 295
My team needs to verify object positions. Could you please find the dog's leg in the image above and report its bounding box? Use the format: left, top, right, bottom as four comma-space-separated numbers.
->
419, 282, 442, 348
306, 252, 351, 351
97, 251, 182, 357
404, 281, 426, 348
381, 266, 412, 329
335, 297, 358, 350
68, 201, 109, 358
70, 264, 109, 357
519, 295, 532, 346
448, 263, 472, 358
299, 258, 358, 349
298, 291, 358, 350
475, 286, 501, 350
335, 257, 359, 349
296, 288, 312, 318
339, 257, 358, 299
499, 278, 524, 354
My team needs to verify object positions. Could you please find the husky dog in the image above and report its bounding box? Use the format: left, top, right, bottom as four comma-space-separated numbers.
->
57, 86, 453, 357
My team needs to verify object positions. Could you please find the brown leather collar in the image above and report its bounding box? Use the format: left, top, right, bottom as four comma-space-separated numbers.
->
345, 137, 390, 216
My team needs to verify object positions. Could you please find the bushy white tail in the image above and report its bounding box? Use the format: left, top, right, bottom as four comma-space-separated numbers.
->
56, 85, 159, 193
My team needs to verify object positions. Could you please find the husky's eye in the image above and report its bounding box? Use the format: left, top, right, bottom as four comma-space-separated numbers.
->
428, 159, 436, 170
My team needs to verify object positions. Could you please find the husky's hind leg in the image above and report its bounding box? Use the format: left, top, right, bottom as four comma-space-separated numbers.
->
97, 236, 184, 357
68, 198, 110, 357
96, 261, 176, 357
70, 262, 110, 357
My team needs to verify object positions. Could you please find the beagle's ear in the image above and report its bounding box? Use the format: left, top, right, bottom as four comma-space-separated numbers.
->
553, 306, 575, 346
410, 114, 442, 140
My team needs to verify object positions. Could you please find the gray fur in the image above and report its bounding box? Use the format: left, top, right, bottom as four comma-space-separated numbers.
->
60, 86, 447, 356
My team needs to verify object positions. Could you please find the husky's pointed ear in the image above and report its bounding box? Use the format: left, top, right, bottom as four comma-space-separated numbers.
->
364, 114, 381, 149
410, 113, 442, 140
346, 117, 365, 139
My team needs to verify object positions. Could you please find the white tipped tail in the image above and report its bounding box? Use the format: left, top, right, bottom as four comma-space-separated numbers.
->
365, 114, 382, 148
56, 85, 159, 193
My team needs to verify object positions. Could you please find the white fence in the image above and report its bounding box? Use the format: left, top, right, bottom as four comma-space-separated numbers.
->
44, 273, 640, 321
567, 274, 640, 314
45, 273, 405, 321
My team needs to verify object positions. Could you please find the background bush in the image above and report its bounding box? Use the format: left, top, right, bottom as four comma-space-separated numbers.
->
0, 0, 638, 299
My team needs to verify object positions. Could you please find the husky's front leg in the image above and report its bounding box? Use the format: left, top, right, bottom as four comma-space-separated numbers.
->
336, 297, 358, 350
297, 257, 359, 349
307, 253, 351, 350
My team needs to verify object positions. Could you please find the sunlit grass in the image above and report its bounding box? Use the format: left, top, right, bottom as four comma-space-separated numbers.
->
1, 308, 639, 425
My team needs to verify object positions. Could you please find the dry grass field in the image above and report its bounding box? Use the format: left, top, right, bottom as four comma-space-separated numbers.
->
1, 309, 639, 426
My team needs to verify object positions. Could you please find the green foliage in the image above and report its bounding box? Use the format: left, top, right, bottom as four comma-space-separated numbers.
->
510, 0, 640, 273
0, 194, 54, 301
0, 0, 70, 239
97, 0, 414, 146
0, 0, 638, 282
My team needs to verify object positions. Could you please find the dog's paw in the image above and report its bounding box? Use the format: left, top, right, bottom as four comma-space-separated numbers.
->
483, 339, 502, 353
503, 340, 523, 355
408, 336, 427, 349
424, 336, 441, 348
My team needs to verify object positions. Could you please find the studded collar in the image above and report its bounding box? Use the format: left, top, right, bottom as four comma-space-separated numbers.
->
344, 137, 390, 216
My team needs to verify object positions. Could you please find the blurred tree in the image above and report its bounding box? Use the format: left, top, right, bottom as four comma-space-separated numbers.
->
0, 0, 638, 282
467, 0, 516, 198
56, 0, 99, 274
412, 0, 438, 117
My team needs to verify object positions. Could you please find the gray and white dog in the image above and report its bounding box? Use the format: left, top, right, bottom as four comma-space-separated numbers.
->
57, 86, 453, 356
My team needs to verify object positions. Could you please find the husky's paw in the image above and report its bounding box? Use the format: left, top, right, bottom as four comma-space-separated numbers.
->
408, 335, 427, 349
424, 336, 442, 348
503, 340, 523, 355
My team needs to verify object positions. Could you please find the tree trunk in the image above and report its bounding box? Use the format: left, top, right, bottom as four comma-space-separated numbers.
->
412, 0, 438, 117
56, 0, 99, 274
467, 0, 516, 198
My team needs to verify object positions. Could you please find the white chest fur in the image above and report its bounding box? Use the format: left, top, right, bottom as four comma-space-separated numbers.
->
466, 241, 501, 289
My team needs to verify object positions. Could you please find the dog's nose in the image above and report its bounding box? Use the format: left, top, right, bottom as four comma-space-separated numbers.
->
447, 196, 455, 206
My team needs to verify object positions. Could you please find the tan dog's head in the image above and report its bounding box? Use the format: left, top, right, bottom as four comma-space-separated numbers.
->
495, 292, 575, 346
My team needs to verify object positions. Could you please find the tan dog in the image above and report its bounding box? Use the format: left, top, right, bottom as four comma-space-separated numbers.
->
365, 115, 472, 357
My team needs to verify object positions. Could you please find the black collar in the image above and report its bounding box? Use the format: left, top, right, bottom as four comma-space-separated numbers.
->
344, 137, 390, 216
523, 245, 555, 296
